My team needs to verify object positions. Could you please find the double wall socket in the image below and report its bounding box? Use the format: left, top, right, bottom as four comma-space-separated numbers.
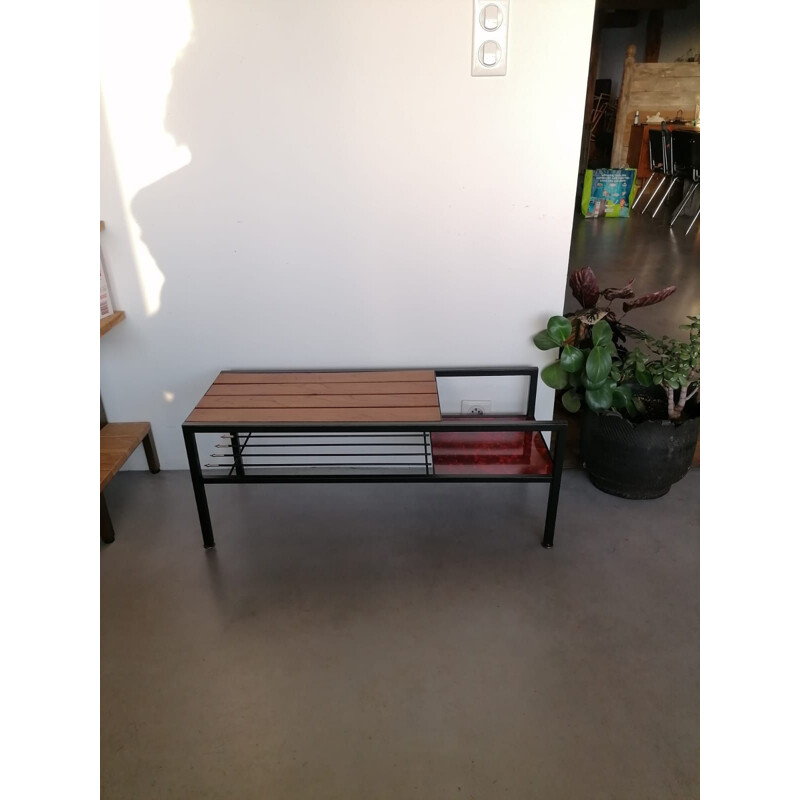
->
461, 400, 492, 415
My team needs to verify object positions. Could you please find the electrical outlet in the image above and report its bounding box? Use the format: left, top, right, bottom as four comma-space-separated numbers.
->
461, 400, 492, 416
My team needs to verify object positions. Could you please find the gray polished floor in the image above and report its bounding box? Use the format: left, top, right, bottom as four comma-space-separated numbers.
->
101, 468, 699, 799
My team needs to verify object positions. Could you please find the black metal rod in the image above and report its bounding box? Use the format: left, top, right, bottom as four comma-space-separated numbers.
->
100, 492, 115, 544
182, 426, 215, 548
229, 432, 246, 478
211, 451, 426, 458
206, 461, 429, 468
221, 432, 430, 439
541, 427, 566, 549
216, 441, 428, 448
200, 473, 555, 484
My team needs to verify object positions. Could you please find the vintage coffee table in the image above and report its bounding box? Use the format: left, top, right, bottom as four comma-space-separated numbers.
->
183, 367, 566, 549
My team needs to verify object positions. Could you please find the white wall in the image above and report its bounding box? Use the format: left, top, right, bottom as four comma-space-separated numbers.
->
100, 0, 594, 469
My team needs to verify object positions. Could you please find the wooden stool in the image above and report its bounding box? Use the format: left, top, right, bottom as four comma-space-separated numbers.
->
100, 422, 160, 543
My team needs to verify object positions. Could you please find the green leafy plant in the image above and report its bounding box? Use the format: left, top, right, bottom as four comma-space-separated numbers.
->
623, 317, 700, 420
534, 316, 636, 415
533, 267, 698, 422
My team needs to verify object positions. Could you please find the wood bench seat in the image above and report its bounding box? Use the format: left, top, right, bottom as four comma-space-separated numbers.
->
182, 368, 567, 550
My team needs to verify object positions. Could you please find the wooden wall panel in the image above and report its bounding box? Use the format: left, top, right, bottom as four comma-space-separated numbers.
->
611, 51, 699, 168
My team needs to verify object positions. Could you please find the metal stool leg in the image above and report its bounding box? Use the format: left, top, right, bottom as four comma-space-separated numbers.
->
652, 176, 679, 218
101, 492, 115, 544
685, 208, 700, 234
642, 175, 667, 213
631, 173, 656, 210
670, 182, 699, 227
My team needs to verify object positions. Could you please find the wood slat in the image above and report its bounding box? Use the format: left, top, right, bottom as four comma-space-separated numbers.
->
627, 91, 700, 108
100, 423, 150, 490
215, 370, 436, 384
187, 406, 442, 424
206, 381, 437, 396
101, 422, 151, 440
632, 62, 700, 78
198, 393, 440, 409
630, 77, 700, 94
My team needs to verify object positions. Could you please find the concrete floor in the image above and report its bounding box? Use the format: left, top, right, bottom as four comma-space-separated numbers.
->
101, 469, 699, 799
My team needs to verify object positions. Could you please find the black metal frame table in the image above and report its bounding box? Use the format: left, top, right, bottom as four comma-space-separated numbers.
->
182, 367, 566, 550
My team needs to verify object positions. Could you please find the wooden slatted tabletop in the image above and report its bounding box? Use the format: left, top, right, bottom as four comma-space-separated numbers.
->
100, 422, 152, 490
186, 370, 442, 423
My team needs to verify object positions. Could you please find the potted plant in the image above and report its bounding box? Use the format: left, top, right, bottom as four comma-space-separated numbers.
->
534, 267, 699, 499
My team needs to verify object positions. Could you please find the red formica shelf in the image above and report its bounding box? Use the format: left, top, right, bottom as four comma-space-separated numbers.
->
431, 417, 553, 476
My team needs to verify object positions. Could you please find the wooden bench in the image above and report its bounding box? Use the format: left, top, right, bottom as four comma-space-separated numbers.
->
100, 422, 160, 543
182, 367, 567, 550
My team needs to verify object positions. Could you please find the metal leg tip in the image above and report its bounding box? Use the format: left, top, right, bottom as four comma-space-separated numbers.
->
541, 541, 554, 549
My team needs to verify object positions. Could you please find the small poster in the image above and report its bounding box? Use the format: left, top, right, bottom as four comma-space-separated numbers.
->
581, 168, 638, 218
100, 251, 114, 319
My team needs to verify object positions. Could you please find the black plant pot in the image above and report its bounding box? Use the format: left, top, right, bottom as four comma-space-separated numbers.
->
579, 405, 699, 499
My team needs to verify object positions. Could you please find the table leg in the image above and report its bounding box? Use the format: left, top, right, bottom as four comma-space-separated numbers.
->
183, 426, 215, 548
100, 492, 115, 544
542, 428, 566, 549
142, 427, 161, 474
230, 432, 246, 477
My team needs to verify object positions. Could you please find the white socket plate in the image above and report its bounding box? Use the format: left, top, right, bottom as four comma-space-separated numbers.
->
472, 0, 509, 77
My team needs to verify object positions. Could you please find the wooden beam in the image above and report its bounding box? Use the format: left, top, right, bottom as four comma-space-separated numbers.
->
579, 4, 604, 172
611, 45, 637, 168
645, 9, 663, 62
598, 0, 686, 10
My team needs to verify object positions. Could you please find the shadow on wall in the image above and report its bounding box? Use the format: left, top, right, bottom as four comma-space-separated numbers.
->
130, 0, 417, 377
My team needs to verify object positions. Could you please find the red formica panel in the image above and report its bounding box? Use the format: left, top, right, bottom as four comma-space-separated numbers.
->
431, 417, 553, 476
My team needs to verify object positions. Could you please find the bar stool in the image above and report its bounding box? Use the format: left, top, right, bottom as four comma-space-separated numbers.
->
669, 129, 700, 234
632, 123, 673, 213
650, 123, 683, 218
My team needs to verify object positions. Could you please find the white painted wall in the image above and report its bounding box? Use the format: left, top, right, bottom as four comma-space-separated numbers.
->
100, 0, 594, 469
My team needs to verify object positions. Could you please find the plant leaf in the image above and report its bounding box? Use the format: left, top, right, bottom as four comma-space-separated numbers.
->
533, 330, 560, 351
585, 384, 613, 411
592, 319, 613, 348
562, 389, 581, 413
635, 369, 653, 387
569, 267, 600, 308
560, 345, 585, 374
546, 316, 573, 344
602, 279, 635, 301
612, 385, 632, 407
585, 346, 612, 384
622, 286, 677, 313
541, 362, 569, 390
